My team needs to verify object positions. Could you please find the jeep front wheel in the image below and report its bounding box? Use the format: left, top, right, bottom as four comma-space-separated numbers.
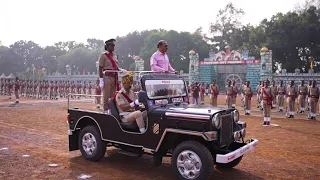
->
79, 126, 106, 162
172, 141, 213, 180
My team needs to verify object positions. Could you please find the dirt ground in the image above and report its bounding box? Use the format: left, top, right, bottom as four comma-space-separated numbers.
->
0, 95, 320, 180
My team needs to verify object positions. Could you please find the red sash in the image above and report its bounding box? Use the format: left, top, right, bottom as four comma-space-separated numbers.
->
120, 92, 133, 103
95, 87, 101, 95
210, 85, 218, 97
14, 82, 20, 91
262, 88, 272, 105
105, 53, 120, 91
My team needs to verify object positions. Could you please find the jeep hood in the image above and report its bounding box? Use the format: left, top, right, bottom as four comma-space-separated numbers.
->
165, 104, 228, 119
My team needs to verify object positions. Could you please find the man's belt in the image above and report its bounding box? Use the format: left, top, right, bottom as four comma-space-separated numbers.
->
311, 95, 319, 98
278, 92, 285, 95
103, 69, 117, 76
299, 92, 307, 95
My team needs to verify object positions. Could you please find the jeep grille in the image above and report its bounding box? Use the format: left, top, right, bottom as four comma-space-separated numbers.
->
220, 113, 233, 147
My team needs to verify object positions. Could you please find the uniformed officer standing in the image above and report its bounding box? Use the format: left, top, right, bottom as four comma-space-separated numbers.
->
88, 81, 92, 95
0, 78, 3, 95
7, 79, 13, 99
98, 39, 126, 113
210, 80, 219, 107
244, 81, 253, 115
307, 80, 312, 111
256, 81, 262, 109
260, 80, 273, 125
308, 80, 319, 120
277, 80, 286, 112
14, 77, 20, 103
232, 80, 238, 108
297, 80, 308, 114
270, 81, 277, 109
241, 81, 246, 107
95, 80, 101, 109
225, 80, 233, 108
199, 83, 205, 105
286, 80, 297, 118
83, 80, 87, 95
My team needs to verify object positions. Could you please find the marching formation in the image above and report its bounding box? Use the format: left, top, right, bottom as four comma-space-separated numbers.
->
0, 77, 103, 103
189, 79, 320, 124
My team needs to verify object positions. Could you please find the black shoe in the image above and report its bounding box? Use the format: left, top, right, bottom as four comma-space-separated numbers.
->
261, 122, 267, 125
266, 121, 270, 125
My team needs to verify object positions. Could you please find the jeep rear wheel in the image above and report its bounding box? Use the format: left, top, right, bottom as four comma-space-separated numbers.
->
79, 126, 106, 162
172, 141, 213, 180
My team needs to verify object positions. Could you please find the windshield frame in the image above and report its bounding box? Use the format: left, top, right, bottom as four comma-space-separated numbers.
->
144, 79, 187, 100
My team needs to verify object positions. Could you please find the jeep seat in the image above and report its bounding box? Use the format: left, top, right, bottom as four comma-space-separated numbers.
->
108, 98, 139, 132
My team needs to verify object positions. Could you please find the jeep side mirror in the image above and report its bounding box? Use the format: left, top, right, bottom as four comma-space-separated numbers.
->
138, 91, 148, 104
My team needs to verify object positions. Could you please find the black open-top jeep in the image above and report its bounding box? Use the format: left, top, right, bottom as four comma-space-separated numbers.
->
68, 73, 258, 180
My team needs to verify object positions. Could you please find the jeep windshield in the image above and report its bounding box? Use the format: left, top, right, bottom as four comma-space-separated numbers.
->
145, 80, 187, 100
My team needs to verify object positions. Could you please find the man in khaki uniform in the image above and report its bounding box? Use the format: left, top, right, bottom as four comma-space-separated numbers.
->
270, 81, 277, 109
225, 80, 233, 108
232, 80, 238, 108
116, 75, 147, 133
277, 80, 286, 112
256, 81, 262, 109
297, 80, 308, 114
210, 80, 219, 107
98, 39, 126, 113
286, 80, 297, 118
307, 80, 312, 111
308, 80, 319, 120
240, 81, 246, 107
199, 83, 205, 105
244, 81, 253, 115
260, 80, 273, 125
14, 77, 20, 103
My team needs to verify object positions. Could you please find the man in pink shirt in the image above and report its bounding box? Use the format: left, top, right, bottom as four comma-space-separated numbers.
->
150, 40, 176, 72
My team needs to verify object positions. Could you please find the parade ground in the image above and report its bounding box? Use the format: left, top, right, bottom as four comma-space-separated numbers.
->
1, 96, 320, 180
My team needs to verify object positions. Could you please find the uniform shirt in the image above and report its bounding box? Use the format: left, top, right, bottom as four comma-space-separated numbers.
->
98, 51, 119, 73
256, 84, 261, 94
309, 86, 319, 98
298, 85, 308, 95
270, 85, 277, 95
244, 86, 253, 96
116, 88, 136, 115
277, 85, 286, 95
260, 87, 273, 101
287, 85, 297, 96
210, 84, 219, 96
226, 85, 233, 96
150, 50, 175, 72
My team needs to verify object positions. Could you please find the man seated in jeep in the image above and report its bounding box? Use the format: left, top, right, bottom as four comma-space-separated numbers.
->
115, 74, 147, 133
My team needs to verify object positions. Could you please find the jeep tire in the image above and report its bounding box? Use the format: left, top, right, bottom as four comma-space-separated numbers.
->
172, 141, 213, 180
79, 125, 106, 162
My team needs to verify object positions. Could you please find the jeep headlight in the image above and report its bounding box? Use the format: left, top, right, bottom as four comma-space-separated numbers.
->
233, 110, 239, 123
212, 113, 222, 129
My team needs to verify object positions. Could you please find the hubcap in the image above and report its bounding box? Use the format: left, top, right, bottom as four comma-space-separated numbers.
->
177, 150, 202, 179
82, 133, 97, 155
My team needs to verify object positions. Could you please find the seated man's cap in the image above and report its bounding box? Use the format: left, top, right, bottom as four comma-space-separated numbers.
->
105, 39, 116, 44
122, 74, 133, 84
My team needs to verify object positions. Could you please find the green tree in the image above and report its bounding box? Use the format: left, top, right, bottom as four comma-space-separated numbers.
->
206, 2, 245, 51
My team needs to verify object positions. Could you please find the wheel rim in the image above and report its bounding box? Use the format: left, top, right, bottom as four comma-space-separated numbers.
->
82, 132, 97, 155
176, 150, 202, 179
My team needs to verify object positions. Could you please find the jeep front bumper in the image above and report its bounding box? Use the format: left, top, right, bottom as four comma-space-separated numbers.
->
215, 138, 258, 163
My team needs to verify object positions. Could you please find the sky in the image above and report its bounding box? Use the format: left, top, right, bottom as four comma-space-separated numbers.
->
0, 0, 307, 47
